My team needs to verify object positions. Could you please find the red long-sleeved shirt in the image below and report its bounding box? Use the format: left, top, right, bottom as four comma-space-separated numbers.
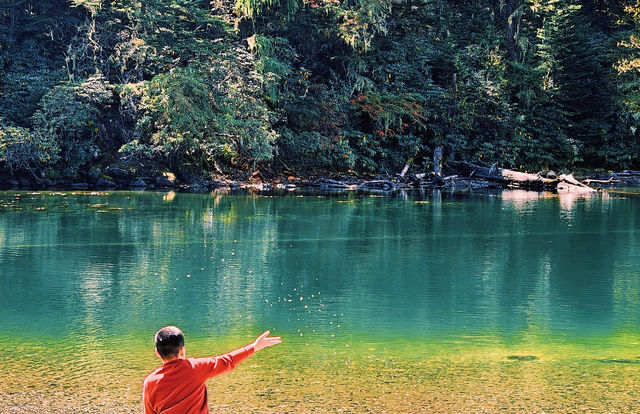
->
142, 345, 254, 414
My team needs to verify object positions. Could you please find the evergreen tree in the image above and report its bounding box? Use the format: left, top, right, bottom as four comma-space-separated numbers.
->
536, 0, 616, 165
615, 0, 640, 166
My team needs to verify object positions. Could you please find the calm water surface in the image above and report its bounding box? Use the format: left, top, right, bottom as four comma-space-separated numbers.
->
1, 189, 639, 412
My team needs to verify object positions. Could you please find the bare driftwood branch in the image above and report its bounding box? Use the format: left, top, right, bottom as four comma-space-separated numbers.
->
584, 177, 621, 185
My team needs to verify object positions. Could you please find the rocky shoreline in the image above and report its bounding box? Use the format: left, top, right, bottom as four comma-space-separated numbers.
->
1, 165, 639, 193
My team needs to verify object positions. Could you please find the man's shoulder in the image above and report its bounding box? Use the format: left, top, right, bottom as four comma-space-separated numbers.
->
144, 359, 206, 382
143, 366, 165, 386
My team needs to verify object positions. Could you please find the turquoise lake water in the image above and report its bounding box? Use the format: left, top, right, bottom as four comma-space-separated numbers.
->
1, 189, 639, 412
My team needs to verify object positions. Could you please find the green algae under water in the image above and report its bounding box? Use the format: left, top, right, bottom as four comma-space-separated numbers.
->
1, 189, 640, 413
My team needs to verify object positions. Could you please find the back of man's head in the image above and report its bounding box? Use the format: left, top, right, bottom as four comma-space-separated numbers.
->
155, 326, 184, 360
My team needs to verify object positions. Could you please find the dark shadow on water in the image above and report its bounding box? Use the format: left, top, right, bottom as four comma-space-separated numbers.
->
506, 355, 538, 361
598, 359, 640, 364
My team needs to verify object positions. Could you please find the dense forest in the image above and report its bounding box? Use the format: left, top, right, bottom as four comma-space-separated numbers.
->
1, 0, 640, 184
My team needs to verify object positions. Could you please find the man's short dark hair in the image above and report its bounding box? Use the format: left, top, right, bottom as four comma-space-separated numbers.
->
155, 326, 184, 359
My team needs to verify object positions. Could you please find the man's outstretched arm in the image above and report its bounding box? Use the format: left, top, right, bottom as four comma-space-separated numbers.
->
198, 330, 282, 379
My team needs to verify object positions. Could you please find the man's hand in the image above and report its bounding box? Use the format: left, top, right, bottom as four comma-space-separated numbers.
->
252, 330, 281, 352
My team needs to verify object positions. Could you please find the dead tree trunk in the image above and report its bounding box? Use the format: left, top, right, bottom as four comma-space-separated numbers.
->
433, 146, 443, 176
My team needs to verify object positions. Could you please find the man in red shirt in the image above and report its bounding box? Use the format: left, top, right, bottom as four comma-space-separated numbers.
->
143, 326, 281, 414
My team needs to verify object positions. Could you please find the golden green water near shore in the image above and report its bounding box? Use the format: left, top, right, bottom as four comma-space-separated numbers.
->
1, 189, 639, 412
3, 331, 640, 413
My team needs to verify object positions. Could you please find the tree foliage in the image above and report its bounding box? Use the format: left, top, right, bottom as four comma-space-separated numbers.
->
0, 122, 60, 180
0, 0, 639, 180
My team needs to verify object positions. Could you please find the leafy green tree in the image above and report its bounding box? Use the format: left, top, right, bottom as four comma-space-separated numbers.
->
133, 57, 277, 175
0, 122, 61, 181
32, 74, 114, 177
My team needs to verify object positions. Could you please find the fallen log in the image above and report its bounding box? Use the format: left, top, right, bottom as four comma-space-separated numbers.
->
448, 161, 553, 189
447, 161, 595, 192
